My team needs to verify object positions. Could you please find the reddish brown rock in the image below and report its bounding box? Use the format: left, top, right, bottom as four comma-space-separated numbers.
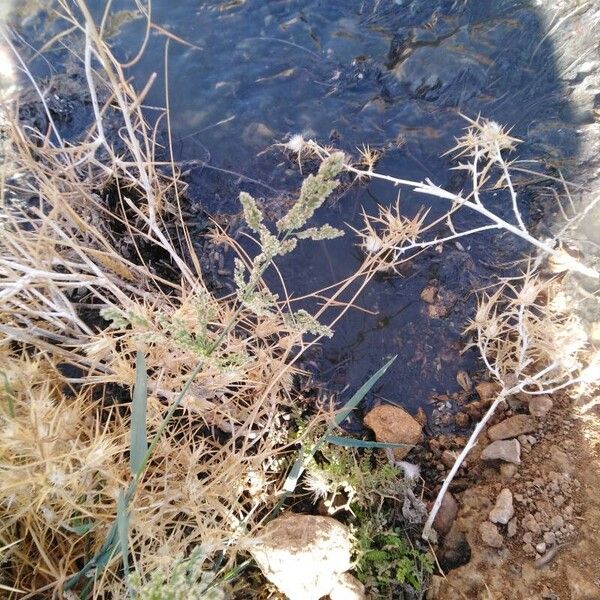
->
441, 450, 458, 469
465, 402, 483, 420
456, 370, 472, 392
454, 412, 470, 428
415, 406, 428, 428
420, 283, 438, 304
433, 492, 459, 537
363, 404, 422, 460
426, 288, 458, 319
475, 381, 501, 404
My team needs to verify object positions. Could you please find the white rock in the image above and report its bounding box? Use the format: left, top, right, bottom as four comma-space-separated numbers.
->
536, 542, 547, 554
577, 60, 597, 75
248, 514, 353, 600
330, 573, 366, 600
489, 488, 514, 525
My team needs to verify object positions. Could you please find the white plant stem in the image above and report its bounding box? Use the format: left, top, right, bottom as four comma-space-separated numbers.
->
310, 141, 599, 279
422, 389, 510, 541
412, 181, 598, 279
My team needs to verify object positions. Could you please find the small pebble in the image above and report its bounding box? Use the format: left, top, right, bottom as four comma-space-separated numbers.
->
500, 463, 518, 479
536, 542, 547, 554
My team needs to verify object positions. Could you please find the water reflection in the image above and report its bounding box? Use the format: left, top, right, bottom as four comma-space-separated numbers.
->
11, 0, 581, 419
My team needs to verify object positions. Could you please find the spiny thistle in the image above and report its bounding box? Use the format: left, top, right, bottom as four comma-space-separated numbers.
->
465, 270, 591, 392
449, 114, 521, 161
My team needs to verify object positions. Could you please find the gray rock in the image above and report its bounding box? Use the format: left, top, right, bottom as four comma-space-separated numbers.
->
523, 513, 541, 535
544, 531, 556, 546
481, 439, 521, 464
488, 415, 536, 441
489, 488, 514, 525
479, 521, 503, 548
507, 518, 518, 538
528, 395, 553, 418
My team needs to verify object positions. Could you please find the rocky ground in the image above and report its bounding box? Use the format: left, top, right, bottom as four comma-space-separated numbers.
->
425, 386, 600, 600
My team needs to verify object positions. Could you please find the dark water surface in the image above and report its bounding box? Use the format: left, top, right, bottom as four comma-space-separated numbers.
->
15, 1, 580, 420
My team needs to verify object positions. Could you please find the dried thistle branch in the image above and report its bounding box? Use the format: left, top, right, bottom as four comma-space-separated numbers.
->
301, 118, 598, 279
422, 269, 594, 541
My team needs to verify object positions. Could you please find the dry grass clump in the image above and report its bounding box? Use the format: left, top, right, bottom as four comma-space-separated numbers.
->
0, 348, 129, 595
0, 5, 364, 597
467, 270, 591, 394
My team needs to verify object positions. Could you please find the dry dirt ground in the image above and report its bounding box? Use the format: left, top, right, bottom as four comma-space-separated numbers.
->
427, 393, 600, 600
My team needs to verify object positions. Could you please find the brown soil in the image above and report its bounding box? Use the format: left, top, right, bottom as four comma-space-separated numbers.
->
427, 393, 600, 600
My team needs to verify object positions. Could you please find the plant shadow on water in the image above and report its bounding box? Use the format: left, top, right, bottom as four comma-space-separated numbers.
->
15, 0, 581, 422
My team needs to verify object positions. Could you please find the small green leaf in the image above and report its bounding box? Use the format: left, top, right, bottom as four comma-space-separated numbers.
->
130, 351, 148, 475
325, 435, 412, 449
70, 520, 95, 535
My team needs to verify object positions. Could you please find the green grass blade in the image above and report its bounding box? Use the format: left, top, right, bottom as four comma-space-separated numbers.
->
330, 355, 396, 430
281, 355, 397, 496
325, 435, 412, 449
130, 351, 148, 475
66, 359, 204, 588
282, 446, 306, 493
116, 490, 130, 586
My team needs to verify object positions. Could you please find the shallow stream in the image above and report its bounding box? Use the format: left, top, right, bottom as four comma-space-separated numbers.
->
12, 0, 582, 420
